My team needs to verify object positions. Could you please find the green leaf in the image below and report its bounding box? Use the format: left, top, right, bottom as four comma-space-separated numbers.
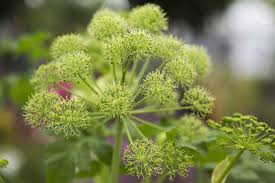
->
211, 156, 231, 183
46, 141, 75, 183
91, 142, 113, 165
46, 151, 75, 183
76, 161, 102, 178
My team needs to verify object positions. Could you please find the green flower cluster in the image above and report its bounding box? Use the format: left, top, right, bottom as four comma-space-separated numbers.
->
23, 91, 91, 138
208, 113, 275, 163
123, 139, 193, 179
23, 4, 215, 182
169, 115, 209, 144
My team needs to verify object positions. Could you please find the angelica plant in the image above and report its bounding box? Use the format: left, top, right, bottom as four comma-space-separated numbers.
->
23, 3, 215, 183
208, 113, 275, 183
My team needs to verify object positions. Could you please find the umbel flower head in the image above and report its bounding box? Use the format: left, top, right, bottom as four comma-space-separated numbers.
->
56, 51, 93, 82
128, 4, 167, 34
161, 142, 193, 179
31, 62, 61, 91
208, 113, 275, 163
103, 29, 154, 64
141, 70, 177, 105
23, 91, 91, 138
181, 45, 211, 78
87, 9, 127, 41
97, 82, 134, 118
123, 139, 193, 179
123, 138, 164, 178
164, 58, 197, 88
173, 115, 209, 143
154, 35, 185, 62
182, 86, 215, 118
50, 34, 87, 59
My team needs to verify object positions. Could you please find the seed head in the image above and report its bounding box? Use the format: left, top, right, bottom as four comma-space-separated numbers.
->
128, 4, 167, 34
50, 34, 86, 59
183, 86, 215, 118
97, 83, 134, 118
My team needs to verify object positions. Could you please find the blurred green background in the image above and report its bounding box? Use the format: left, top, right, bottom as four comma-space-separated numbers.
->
0, 0, 275, 182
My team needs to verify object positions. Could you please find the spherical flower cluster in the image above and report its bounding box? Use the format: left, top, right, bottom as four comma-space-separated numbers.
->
128, 4, 167, 34
175, 115, 209, 143
164, 59, 197, 88
50, 34, 86, 59
56, 51, 92, 82
97, 83, 134, 118
87, 9, 127, 41
154, 35, 185, 62
183, 86, 214, 117
23, 91, 91, 138
181, 45, 211, 78
123, 139, 193, 179
103, 36, 127, 64
123, 138, 164, 178
141, 70, 176, 105
31, 62, 60, 91
161, 142, 193, 179
125, 29, 154, 62
208, 113, 275, 163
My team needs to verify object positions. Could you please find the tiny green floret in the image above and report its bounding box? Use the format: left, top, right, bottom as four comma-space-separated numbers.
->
123, 138, 164, 178
87, 9, 128, 41
208, 113, 275, 163
183, 86, 215, 117
50, 34, 86, 59
128, 4, 167, 34
97, 83, 134, 118
164, 59, 197, 88
141, 70, 177, 105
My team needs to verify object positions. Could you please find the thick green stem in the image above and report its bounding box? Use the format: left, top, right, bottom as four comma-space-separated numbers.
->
215, 149, 245, 183
109, 120, 123, 183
